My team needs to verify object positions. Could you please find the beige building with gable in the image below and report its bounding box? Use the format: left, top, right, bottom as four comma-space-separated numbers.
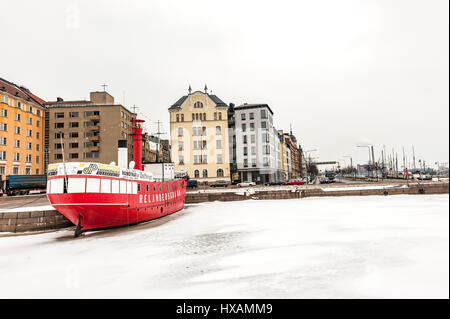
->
168, 86, 230, 184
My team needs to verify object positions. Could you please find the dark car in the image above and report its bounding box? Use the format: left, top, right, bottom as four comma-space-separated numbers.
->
187, 180, 198, 188
210, 180, 228, 188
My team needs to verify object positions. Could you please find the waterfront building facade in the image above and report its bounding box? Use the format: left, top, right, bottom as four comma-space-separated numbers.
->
168, 87, 230, 183
0, 77, 46, 181
234, 103, 284, 184
45, 91, 136, 167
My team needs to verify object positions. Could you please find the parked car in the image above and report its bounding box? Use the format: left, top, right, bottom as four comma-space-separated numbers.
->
237, 181, 256, 187
265, 181, 285, 186
210, 180, 228, 188
285, 179, 304, 185
187, 180, 198, 188
319, 176, 330, 184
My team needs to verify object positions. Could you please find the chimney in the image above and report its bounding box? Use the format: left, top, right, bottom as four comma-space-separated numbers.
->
118, 140, 128, 168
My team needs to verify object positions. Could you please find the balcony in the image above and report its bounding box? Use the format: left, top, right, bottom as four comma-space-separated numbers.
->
88, 125, 100, 131
89, 146, 100, 152
88, 135, 100, 142
89, 114, 100, 121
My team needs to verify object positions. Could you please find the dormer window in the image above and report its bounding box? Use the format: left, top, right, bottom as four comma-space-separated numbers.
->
194, 101, 203, 108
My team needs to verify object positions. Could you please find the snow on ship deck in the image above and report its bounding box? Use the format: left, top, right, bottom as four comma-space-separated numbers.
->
0, 194, 447, 298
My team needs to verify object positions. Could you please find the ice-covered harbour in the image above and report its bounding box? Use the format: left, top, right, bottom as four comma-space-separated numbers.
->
0, 194, 448, 299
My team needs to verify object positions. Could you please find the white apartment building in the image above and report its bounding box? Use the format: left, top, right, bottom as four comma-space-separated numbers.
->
234, 104, 284, 184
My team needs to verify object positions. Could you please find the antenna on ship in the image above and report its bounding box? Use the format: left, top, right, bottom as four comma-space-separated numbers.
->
59, 131, 68, 193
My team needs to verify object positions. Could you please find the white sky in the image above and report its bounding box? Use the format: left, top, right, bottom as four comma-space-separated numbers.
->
1, 0, 448, 167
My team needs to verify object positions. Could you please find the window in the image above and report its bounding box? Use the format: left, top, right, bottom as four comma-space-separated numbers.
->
0, 151, 6, 160
214, 112, 217, 120
194, 101, 203, 108
55, 123, 64, 128
54, 143, 63, 149
217, 154, 223, 164
68, 178, 86, 193
243, 147, 248, 156
261, 121, 267, 129
26, 154, 32, 163
202, 113, 206, 121
202, 155, 207, 164
55, 133, 64, 139
36, 155, 39, 163
178, 127, 183, 136
242, 123, 246, 132
37, 110, 41, 117
241, 113, 246, 120
36, 144, 40, 151
55, 112, 64, 118
101, 179, 111, 194
14, 126, 20, 134
0, 166, 5, 174
194, 170, 200, 178
250, 123, 255, 131
26, 129, 32, 137
26, 117, 32, 125
15, 101, 21, 109
0, 123, 7, 131
251, 134, 255, 144
176, 114, 179, 122
0, 109, 7, 117
216, 126, 221, 135
70, 122, 79, 128
26, 142, 32, 150
84, 111, 100, 117
69, 132, 79, 138
54, 154, 63, 160
249, 112, 254, 120
252, 158, 257, 167
243, 158, 248, 167
181, 114, 184, 122
14, 140, 20, 148
36, 120, 40, 128
178, 141, 184, 151
179, 155, 184, 165
251, 146, 256, 155
36, 132, 40, 139
69, 153, 79, 159
202, 169, 208, 178
13, 153, 20, 162
70, 112, 79, 118
1, 96, 8, 104
0, 137, 6, 145
84, 152, 99, 158
216, 140, 222, 149
26, 105, 33, 113
217, 168, 224, 177
261, 109, 268, 119
14, 113, 20, 121
262, 132, 270, 143
243, 135, 247, 144
13, 167, 19, 175
218, 112, 222, 120
86, 178, 101, 193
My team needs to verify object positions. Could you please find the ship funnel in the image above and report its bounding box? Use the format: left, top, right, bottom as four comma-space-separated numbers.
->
118, 140, 128, 168
131, 119, 145, 171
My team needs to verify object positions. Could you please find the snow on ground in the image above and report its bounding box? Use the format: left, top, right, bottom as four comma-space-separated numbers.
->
0, 205, 54, 213
0, 194, 448, 299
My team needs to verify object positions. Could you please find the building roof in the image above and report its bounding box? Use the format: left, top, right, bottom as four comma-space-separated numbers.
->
169, 92, 228, 110
45, 100, 92, 106
0, 77, 46, 107
234, 103, 274, 115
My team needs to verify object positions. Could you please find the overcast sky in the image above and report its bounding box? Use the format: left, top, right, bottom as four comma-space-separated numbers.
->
1, 0, 448, 168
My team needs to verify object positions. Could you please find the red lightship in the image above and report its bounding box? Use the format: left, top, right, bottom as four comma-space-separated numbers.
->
46, 119, 187, 237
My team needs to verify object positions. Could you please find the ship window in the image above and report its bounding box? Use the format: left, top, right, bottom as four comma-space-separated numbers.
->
132, 182, 138, 194
153, 185, 156, 192
120, 180, 127, 194
112, 179, 119, 193
146, 184, 149, 192
126, 181, 132, 194
50, 178, 64, 194
137, 183, 141, 192
86, 178, 100, 193
159, 185, 162, 192
101, 179, 111, 193
167, 185, 169, 191
68, 178, 86, 193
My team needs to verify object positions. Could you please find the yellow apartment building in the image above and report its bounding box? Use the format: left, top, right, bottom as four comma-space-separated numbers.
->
0, 77, 46, 182
168, 86, 231, 184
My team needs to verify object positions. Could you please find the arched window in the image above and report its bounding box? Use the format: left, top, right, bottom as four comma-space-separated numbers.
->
194, 170, 200, 178
202, 169, 208, 178
181, 114, 184, 122
217, 168, 224, 177
194, 101, 203, 108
